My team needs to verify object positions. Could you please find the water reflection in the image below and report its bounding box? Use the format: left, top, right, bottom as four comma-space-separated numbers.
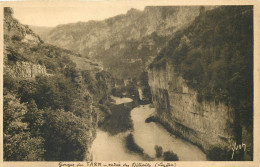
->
92, 97, 206, 161
131, 105, 207, 160
92, 130, 142, 161
111, 96, 133, 104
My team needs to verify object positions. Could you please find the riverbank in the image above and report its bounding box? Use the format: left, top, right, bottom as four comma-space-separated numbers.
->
92, 96, 206, 161
131, 105, 206, 160
145, 115, 205, 152
145, 114, 234, 160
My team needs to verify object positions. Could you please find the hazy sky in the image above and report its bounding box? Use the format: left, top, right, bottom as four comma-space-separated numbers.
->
11, 3, 146, 27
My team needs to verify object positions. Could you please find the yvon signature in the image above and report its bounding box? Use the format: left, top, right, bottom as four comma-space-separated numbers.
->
231, 143, 246, 159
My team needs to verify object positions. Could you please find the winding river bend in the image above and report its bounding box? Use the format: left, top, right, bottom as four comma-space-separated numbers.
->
92, 96, 206, 161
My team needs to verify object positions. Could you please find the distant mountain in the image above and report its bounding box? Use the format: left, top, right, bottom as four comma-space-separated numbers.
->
28, 25, 53, 41
43, 6, 215, 79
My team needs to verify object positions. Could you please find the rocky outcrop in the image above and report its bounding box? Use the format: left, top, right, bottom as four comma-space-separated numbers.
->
148, 62, 236, 152
6, 61, 47, 78
4, 7, 42, 44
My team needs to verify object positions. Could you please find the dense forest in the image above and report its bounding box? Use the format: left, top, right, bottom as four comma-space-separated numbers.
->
3, 7, 112, 161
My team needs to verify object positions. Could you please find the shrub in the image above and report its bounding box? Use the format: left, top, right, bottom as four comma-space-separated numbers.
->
3, 74, 18, 93
163, 151, 179, 161
99, 104, 111, 115
11, 35, 23, 41
155, 145, 163, 158
206, 147, 233, 161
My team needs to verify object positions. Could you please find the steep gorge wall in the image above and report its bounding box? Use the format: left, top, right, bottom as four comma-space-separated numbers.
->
148, 62, 236, 151
147, 6, 253, 160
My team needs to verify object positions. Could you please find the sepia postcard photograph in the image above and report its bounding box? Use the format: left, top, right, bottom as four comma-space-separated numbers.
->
0, 0, 259, 167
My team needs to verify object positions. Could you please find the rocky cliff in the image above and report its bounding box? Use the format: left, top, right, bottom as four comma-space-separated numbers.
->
148, 6, 253, 160
4, 7, 42, 44
5, 61, 47, 78
148, 62, 236, 151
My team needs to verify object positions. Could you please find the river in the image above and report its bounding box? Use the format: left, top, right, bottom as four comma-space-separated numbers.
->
92, 96, 206, 161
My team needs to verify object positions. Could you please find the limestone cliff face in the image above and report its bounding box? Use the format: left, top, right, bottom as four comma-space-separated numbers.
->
6, 61, 47, 78
148, 62, 236, 151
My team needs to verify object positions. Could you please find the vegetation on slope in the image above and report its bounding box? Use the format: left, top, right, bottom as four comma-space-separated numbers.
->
150, 6, 253, 160
4, 7, 111, 161
44, 7, 207, 80
100, 101, 137, 135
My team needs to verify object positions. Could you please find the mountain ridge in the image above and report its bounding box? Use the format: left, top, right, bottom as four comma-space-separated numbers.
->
39, 6, 216, 79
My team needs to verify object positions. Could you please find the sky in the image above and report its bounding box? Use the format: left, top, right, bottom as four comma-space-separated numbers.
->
10, 2, 147, 27
6, 0, 253, 27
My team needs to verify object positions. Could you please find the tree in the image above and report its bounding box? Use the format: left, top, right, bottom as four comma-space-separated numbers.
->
24, 99, 44, 137
163, 151, 179, 161
155, 145, 163, 158
3, 93, 45, 161
43, 109, 93, 161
